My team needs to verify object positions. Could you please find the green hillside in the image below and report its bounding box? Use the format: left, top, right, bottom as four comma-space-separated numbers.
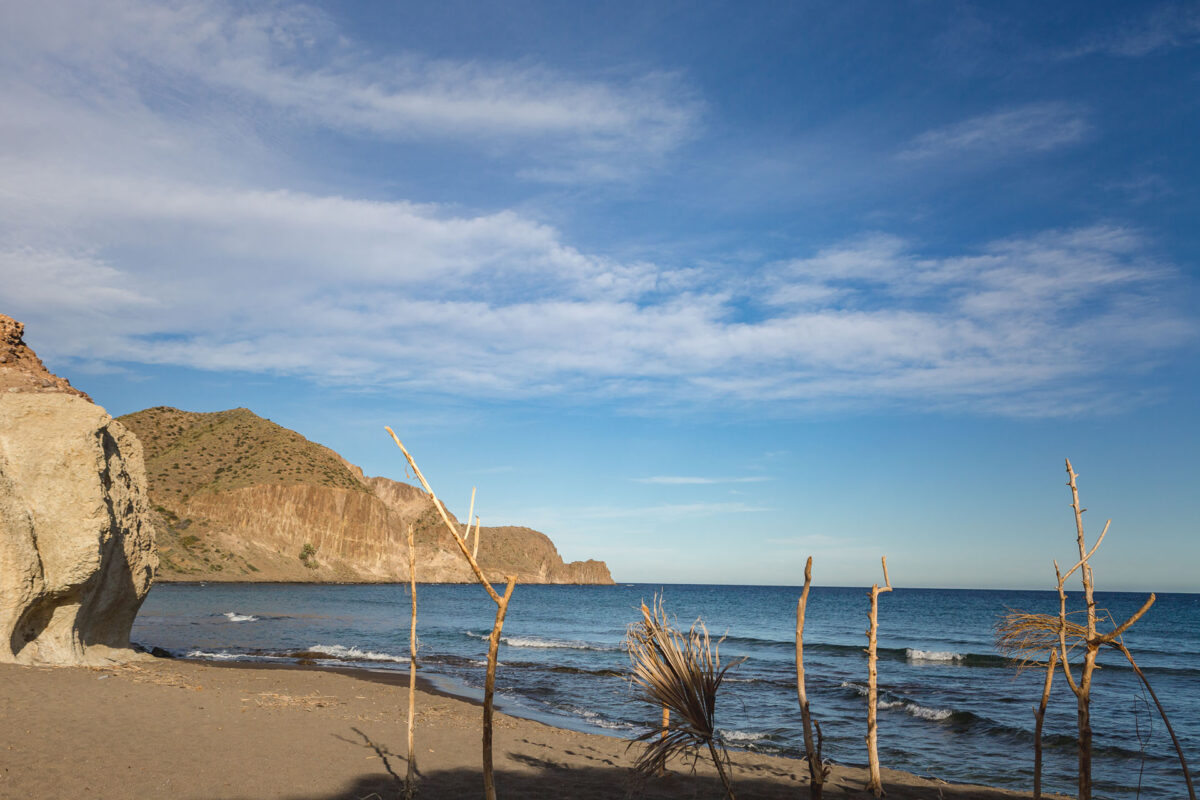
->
118, 406, 367, 507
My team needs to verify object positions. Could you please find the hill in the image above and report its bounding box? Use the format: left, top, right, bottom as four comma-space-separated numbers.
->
118, 406, 613, 585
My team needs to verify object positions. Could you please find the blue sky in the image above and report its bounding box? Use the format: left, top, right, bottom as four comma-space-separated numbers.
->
2, 1, 1198, 590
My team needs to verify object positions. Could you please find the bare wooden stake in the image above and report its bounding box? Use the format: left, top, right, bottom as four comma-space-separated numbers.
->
797, 556, 829, 799
660, 705, 670, 776
405, 522, 418, 799
483, 577, 516, 800
865, 556, 893, 798
1032, 649, 1057, 799
386, 427, 517, 800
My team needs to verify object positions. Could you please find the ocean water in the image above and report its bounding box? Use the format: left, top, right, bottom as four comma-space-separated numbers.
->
132, 584, 1199, 799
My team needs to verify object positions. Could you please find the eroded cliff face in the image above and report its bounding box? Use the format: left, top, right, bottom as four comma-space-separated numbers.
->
118, 407, 614, 585
0, 366, 157, 665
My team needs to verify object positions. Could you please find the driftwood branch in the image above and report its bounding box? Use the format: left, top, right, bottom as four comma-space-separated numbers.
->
385, 427, 504, 604
797, 556, 829, 799
1094, 593, 1155, 645
1111, 641, 1196, 800
866, 556, 893, 798
1032, 649, 1057, 799
386, 427, 517, 800
482, 577, 516, 800
405, 522, 418, 799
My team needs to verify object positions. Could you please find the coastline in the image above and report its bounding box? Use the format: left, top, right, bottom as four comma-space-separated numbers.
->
0, 657, 1064, 799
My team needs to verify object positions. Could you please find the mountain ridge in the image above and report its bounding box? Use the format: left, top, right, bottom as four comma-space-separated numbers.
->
118, 406, 613, 585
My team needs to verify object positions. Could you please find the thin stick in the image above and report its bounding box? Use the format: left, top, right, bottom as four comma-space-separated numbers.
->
483, 577, 516, 800
797, 556, 826, 799
405, 523, 418, 799
1095, 593, 1156, 645
866, 556, 893, 798
1033, 649, 1058, 799
473, 515, 481, 560
464, 486, 476, 553
659, 706, 670, 775
1066, 459, 1098, 800
1112, 641, 1196, 800
386, 427, 501, 603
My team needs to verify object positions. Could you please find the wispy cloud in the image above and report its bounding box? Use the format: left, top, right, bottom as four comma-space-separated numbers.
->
0, 1, 699, 182
1058, 4, 1200, 59
898, 103, 1090, 161
633, 476, 770, 485
577, 503, 773, 519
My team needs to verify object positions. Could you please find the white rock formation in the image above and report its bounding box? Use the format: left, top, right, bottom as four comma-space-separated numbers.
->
0, 392, 157, 665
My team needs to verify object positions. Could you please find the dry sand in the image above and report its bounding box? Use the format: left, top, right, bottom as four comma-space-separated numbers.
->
0, 658, 1062, 800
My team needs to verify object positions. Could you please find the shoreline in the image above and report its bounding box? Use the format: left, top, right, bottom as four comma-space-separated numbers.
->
0, 656, 1065, 799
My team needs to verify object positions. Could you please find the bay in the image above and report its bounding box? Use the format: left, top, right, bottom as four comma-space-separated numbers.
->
132, 583, 1200, 800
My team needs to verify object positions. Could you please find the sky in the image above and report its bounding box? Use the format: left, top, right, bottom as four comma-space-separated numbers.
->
2, 1, 1198, 591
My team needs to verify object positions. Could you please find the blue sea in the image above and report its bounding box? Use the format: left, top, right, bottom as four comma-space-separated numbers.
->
132, 584, 1199, 799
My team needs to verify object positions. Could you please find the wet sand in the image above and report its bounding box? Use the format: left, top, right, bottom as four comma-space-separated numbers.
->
0, 659, 1064, 799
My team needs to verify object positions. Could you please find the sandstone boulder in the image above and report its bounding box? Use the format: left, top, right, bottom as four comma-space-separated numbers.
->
0, 391, 157, 665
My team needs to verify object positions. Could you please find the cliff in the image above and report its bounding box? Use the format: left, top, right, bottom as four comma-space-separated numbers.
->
0, 314, 157, 665
117, 406, 613, 585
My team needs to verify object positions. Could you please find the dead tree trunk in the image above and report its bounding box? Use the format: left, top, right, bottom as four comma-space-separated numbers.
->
797, 556, 828, 799
865, 556, 893, 798
387, 427, 518, 800
1032, 649, 1057, 800
405, 523, 418, 799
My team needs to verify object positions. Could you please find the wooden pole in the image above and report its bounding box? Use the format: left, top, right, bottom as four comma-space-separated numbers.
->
797, 556, 826, 799
1065, 459, 1098, 800
865, 556, 892, 798
483, 577, 516, 800
1032, 649, 1058, 799
659, 706, 670, 775
405, 523, 418, 799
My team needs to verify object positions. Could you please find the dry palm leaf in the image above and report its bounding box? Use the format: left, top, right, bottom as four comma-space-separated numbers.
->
625, 597, 744, 799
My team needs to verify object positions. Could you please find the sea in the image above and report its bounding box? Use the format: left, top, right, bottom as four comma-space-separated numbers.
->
131, 584, 1199, 800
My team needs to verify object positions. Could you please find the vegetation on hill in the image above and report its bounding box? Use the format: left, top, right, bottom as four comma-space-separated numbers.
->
119, 406, 366, 506
115, 406, 613, 585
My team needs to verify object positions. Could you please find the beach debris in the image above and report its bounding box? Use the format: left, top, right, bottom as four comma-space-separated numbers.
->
625, 596, 743, 800
865, 556, 893, 798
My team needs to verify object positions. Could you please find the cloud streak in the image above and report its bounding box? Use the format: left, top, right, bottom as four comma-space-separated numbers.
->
1058, 4, 1200, 59
634, 476, 770, 485
898, 103, 1090, 162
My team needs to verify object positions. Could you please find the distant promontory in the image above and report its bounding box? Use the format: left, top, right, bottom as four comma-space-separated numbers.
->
118, 406, 614, 585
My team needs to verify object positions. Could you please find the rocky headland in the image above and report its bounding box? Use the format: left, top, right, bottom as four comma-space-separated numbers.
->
118, 405, 614, 585
0, 314, 157, 665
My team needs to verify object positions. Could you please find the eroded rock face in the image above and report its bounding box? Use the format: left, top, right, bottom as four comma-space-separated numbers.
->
0, 392, 157, 665
0, 314, 90, 400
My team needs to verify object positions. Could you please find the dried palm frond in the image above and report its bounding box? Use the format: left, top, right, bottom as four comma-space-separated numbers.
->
995, 610, 1087, 670
625, 597, 744, 799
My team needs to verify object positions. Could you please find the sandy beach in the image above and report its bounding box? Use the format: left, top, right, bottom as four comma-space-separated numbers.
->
0, 658, 1064, 800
